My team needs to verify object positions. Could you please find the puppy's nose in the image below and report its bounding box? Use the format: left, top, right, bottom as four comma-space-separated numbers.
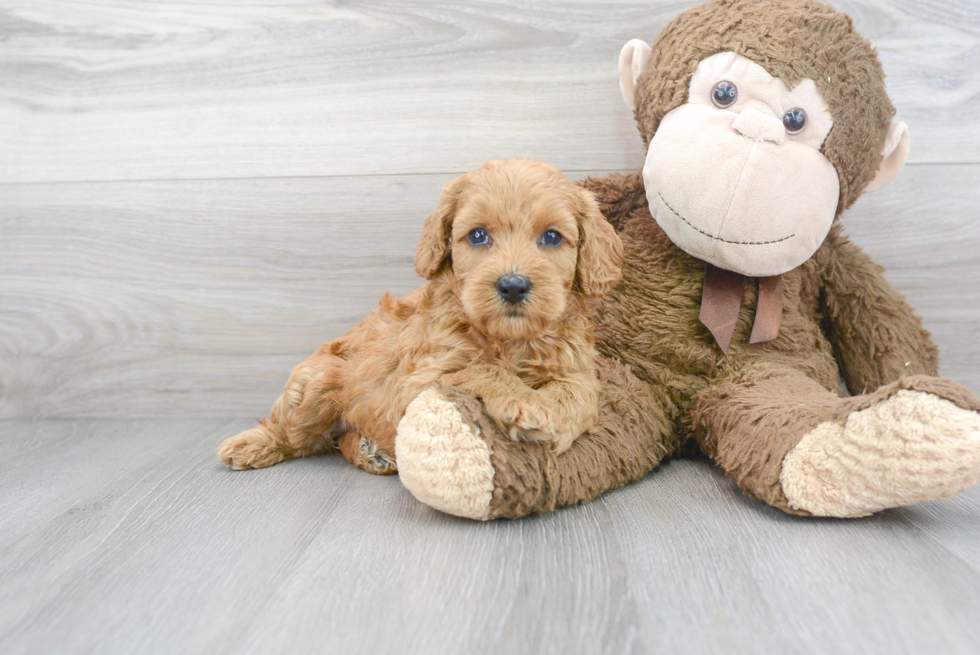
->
496, 274, 531, 304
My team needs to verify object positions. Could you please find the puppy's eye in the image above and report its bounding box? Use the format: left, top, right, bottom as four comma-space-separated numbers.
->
467, 228, 490, 247
539, 230, 564, 247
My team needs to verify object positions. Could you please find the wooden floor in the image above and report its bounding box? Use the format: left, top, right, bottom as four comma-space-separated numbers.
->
3, 1, 980, 653
1, 419, 978, 655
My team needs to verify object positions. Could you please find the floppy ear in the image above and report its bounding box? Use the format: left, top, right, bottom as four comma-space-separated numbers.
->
574, 188, 624, 298
415, 175, 466, 279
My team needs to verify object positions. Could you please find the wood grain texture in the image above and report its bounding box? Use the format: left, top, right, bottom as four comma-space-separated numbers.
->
0, 173, 440, 418
0, 419, 978, 654
1, 0, 979, 185
2, 164, 978, 418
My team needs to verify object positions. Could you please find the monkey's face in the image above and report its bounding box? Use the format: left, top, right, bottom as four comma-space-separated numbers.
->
618, 1, 910, 277
642, 52, 839, 277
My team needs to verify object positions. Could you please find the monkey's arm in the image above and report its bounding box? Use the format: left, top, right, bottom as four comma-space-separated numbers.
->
819, 230, 939, 394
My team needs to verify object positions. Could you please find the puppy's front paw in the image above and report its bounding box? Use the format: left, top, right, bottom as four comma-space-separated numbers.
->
484, 394, 558, 444
217, 426, 286, 470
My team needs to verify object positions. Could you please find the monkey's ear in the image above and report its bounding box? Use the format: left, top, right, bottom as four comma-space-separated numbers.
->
415, 175, 465, 279
619, 39, 652, 112
865, 122, 911, 193
574, 188, 624, 298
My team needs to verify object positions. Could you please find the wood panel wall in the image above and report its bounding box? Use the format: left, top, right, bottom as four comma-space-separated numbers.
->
2, 0, 978, 418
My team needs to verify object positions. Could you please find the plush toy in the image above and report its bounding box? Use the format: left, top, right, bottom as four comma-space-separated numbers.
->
394, 0, 980, 520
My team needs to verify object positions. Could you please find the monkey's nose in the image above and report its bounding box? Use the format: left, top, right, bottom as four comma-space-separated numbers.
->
732, 107, 786, 145
496, 274, 532, 304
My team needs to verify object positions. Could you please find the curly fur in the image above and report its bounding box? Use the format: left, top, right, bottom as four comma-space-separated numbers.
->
217, 159, 623, 473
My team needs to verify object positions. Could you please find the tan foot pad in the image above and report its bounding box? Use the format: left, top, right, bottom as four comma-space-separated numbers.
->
395, 388, 495, 520
781, 390, 980, 517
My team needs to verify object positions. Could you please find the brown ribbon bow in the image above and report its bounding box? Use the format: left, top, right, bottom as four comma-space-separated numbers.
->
698, 264, 784, 354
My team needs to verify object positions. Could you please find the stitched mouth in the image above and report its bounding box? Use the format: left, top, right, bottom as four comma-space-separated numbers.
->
657, 192, 795, 246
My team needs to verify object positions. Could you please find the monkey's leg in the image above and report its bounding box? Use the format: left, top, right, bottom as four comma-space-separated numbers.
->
395, 357, 681, 520
217, 351, 345, 470
689, 363, 980, 517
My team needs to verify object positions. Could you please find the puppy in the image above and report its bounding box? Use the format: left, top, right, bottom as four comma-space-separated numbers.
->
217, 158, 623, 474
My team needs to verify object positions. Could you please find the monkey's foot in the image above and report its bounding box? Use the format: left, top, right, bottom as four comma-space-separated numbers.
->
781, 387, 980, 517
395, 387, 496, 519
217, 425, 287, 470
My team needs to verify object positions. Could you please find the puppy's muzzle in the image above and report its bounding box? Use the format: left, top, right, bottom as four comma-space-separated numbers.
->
496, 274, 532, 304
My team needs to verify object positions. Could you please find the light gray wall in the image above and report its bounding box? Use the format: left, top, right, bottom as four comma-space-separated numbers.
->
2, 0, 978, 418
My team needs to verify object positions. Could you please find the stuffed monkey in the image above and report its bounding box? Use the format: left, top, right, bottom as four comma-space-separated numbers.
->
394, 0, 980, 520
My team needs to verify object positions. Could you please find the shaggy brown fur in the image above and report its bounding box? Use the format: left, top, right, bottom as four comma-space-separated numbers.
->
428, 169, 976, 519
402, 0, 980, 518
217, 159, 623, 473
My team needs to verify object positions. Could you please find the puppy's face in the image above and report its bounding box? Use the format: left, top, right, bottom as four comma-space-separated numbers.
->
451, 166, 579, 340
415, 159, 623, 340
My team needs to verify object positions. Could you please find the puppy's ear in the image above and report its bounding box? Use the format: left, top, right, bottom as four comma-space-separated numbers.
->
416, 174, 466, 279
574, 188, 623, 298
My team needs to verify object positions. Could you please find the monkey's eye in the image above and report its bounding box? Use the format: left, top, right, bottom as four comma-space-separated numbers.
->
711, 81, 738, 108
539, 229, 564, 247
783, 107, 807, 133
467, 228, 490, 247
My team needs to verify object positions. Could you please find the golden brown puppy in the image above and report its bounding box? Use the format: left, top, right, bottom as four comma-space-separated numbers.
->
217, 159, 623, 474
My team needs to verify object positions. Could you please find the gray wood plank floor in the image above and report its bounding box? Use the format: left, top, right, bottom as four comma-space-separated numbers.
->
1, 419, 979, 655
